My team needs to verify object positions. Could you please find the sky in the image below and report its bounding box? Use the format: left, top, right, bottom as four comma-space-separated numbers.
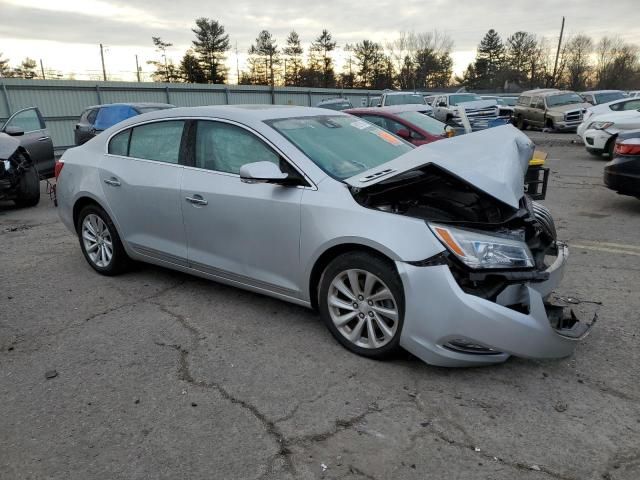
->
1, 0, 639, 82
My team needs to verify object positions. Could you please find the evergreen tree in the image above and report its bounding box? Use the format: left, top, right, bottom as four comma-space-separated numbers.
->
13, 57, 38, 79
180, 50, 206, 83
309, 30, 337, 88
0, 52, 11, 78
283, 31, 303, 86
191, 18, 230, 84
353, 40, 387, 89
248, 30, 279, 86
505, 31, 538, 87
474, 29, 505, 89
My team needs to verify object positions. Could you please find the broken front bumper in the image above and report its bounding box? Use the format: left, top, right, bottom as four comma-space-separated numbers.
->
397, 243, 595, 367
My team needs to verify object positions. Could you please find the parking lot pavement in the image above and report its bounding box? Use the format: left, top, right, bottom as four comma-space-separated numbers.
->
1, 131, 639, 480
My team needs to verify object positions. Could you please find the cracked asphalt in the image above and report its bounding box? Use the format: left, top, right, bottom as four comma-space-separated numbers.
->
1, 131, 639, 480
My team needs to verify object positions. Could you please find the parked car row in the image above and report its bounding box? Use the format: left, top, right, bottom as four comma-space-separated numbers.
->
54, 104, 591, 368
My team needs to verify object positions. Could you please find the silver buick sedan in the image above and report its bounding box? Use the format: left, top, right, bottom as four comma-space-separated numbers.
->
57, 105, 592, 367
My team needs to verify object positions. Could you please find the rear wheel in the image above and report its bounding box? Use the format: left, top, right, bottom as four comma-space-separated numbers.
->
76, 204, 131, 275
516, 115, 527, 130
13, 165, 40, 208
318, 252, 404, 359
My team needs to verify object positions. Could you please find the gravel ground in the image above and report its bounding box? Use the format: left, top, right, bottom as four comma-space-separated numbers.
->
1, 131, 639, 480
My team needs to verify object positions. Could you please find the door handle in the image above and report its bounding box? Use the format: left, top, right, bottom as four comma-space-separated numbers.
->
104, 178, 121, 187
185, 195, 208, 206
37, 136, 50, 142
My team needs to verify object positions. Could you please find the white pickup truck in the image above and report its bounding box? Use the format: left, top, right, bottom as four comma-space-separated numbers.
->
430, 93, 502, 130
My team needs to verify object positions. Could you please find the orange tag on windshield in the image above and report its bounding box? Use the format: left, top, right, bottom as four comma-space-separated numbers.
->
377, 130, 403, 146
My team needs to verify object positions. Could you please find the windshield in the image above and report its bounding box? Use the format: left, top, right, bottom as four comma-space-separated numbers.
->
267, 115, 413, 180
546, 93, 584, 107
385, 94, 426, 106
395, 111, 447, 135
318, 101, 353, 111
448, 94, 483, 106
595, 92, 626, 104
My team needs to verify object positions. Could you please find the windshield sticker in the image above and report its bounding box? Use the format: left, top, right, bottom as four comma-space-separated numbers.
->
375, 130, 403, 146
350, 120, 370, 130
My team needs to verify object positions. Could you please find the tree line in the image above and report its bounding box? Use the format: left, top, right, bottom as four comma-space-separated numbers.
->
458, 29, 640, 91
1, 19, 639, 91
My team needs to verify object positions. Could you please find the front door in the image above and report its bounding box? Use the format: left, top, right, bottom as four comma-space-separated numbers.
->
2, 107, 55, 177
100, 120, 188, 265
181, 120, 303, 297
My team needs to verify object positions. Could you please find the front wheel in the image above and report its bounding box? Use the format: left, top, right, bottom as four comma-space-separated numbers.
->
319, 252, 404, 359
77, 204, 131, 275
13, 165, 40, 208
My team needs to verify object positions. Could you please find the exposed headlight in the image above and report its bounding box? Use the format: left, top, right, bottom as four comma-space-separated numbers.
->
429, 223, 534, 269
589, 121, 614, 130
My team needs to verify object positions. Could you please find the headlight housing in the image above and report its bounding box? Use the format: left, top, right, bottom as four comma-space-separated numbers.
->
429, 223, 534, 269
589, 121, 614, 130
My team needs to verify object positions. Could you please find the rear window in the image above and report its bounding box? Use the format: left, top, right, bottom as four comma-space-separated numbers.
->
385, 94, 426, 106
594, 92, 626, 104
94, 105, 139, 131
395, 111, 447, 135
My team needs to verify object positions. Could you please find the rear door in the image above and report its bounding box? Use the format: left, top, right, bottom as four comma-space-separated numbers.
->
1, 107, 54, 177
74, 107, 99, 145
100, 119, 188, 265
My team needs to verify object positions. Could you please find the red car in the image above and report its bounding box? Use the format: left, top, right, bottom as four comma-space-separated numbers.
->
345, 106, 453, 146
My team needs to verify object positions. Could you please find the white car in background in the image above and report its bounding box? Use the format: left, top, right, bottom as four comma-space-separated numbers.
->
577, 97, 640, 137
580, 110, 640, 157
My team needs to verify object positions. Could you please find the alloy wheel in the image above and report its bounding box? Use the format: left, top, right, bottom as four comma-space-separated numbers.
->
327, 269, 399, 349
82, 213, 113, 268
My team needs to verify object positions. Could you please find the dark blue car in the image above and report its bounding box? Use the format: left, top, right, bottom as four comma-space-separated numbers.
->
74, 102, 174, 145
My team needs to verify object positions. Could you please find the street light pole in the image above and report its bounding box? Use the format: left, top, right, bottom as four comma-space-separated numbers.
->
99, 43, 107, 81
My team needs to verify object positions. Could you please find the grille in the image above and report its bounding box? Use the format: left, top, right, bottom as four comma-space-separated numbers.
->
565, 109, 584, 122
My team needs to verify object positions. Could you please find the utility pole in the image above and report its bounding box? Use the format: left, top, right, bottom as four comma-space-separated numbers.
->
551, 16, 565, 87
135, 54, 141, 82
99, 43, 107, 81
39, 59, 45, 80
235, 41, 240, 85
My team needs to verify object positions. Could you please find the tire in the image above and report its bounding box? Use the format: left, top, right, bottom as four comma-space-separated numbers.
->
76, 204, 131, 275
545, 118, 555, 131
318, 252, 404, 359
516, 115, 527, 130
13, 165, 40, 208
586, 147, 603, 157
605, 137, 616, 159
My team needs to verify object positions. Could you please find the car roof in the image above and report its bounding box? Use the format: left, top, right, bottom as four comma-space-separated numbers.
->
346, 105, 431, 115
581, 90, 624, 94
520, 89, 578, 97
317, 98, 351, 104
83, 102, 175, 110
105, 105, 348, 128
384, 91, 423, 96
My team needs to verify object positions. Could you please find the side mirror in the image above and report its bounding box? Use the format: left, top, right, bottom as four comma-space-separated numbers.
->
396, 128, 411, 139
240, 161, 289, 185
4, 126, 24, 137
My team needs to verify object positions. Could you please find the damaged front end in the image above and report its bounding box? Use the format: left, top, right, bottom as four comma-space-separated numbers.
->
0, 132, 40, 206
346, 126, 595, 365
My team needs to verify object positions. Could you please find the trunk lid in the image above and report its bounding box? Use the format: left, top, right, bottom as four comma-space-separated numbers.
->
344, 124, 534, 208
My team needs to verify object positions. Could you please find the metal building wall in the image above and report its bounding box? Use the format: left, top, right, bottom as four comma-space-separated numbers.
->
0, 79, 382, 151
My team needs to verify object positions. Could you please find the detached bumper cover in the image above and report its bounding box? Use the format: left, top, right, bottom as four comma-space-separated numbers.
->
398, 243, 595, 367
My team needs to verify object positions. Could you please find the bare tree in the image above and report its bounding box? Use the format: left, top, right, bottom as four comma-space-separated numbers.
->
563, 35, 593, 90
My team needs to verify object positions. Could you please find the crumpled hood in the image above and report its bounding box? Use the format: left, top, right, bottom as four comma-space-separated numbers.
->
0, 132, 20, 161
453, 99, 497, 111
344, 124, 534, 208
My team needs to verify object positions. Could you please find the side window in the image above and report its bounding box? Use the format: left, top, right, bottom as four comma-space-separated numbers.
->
360, 115, 387, 129
128, 121, 184, 164
622, 100, 640, 110
518, 96, 530, 106
529, 97, 539, 108
87, 108, 99, 124
108, 129, 131, 156
6, 108, 44, 132
195, 121, 279, 175
384, 118, 408, 135
538, 98, 547, 109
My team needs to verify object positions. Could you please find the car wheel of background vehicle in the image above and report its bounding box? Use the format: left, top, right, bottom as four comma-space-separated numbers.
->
516, 115, 527, 130
545, 118, 555, 131
76, 204, 131, 275
586, 147, 604, 157
318, 252, 404, 359
13, 165, 40, 208
605, 137, 616, 159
